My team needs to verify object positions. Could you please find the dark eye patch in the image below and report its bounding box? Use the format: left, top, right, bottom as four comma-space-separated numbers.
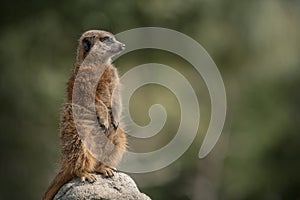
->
100, 36, 111, 42
82, 38, 93, 52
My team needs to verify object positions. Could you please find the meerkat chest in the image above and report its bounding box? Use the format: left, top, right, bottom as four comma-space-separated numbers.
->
95, 66, 118, 102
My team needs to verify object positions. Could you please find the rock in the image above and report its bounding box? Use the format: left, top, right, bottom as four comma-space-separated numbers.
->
54, 172, 151, 200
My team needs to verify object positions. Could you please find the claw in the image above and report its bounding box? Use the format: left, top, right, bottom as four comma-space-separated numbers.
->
106, 169, 114, 177
95, 165, 115, 178
100, 124, 109, 135
80, 173, 96, 183
112, 121, 119, 130
110, 167, 118, 172
104, 127, 109, 135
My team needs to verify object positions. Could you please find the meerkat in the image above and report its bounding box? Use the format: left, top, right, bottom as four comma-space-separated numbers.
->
42, 30, 127, 200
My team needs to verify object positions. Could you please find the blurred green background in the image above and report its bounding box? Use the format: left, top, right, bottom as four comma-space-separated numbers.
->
1, 0, 300, 199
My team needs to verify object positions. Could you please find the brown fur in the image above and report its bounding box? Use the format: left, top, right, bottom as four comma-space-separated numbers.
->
42, 30, 127, 200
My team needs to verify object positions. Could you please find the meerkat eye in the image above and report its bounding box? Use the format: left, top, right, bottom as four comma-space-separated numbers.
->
100, 36, 111, 42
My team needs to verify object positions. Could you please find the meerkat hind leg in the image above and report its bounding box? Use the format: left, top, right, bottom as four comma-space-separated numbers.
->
76, 171, 97, 183
95, 163, 115, 178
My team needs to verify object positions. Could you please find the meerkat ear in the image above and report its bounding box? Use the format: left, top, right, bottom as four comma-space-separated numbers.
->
82, 38, 93, 52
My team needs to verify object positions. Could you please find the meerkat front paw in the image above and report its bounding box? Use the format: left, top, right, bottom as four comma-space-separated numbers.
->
97, 116, 110, 135
95, 100, 110, 135
110, 114, 119, 130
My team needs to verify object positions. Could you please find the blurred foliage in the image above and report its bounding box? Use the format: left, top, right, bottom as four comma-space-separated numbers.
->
0, 0, 300, 200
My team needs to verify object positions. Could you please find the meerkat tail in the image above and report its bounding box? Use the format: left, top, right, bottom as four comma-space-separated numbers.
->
42, 170, 73, 200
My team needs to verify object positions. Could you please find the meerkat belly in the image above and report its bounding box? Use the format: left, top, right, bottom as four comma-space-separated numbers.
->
60, 104, 98, 171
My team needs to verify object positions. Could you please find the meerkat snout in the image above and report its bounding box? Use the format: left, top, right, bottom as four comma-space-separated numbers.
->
107, 39, 125, 56
120, 43, 126, 50
115, 41, 125, 52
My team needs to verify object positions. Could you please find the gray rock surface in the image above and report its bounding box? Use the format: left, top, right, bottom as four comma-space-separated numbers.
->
54, 172, 151, 200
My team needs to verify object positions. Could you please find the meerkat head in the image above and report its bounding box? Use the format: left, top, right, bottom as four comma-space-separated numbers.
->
76, 30, 125, 64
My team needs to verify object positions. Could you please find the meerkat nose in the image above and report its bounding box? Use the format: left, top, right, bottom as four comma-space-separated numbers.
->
120, 43, 126, 51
